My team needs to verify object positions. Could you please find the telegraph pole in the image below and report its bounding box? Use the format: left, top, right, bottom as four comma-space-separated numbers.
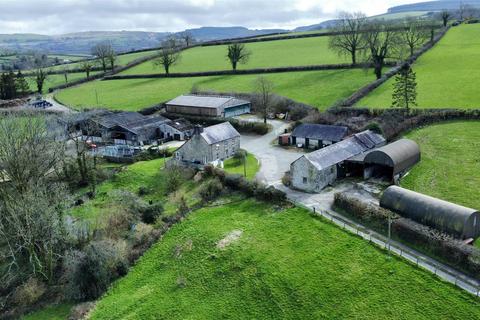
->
243, 151, 247, 178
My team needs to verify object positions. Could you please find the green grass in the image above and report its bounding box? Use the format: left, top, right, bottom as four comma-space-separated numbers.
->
55, 69, 374, 111
21, 303, 73, 320
401, 121, 480, 210
27, 72, 100, 93
223, 153, 259, 179
89, 199, 480, 319
121, 36, 350, 75
358, 24, 480, 108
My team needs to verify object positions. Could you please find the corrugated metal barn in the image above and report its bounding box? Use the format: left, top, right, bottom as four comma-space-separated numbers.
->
364, 139, 421, 182
380, 186, 480, 239
165, 95, 251, 118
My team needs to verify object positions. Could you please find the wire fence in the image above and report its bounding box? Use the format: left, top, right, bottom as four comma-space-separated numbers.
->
290, 199, 480, 297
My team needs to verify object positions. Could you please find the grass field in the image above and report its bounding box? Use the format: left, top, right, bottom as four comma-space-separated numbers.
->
26, 72, 100, 93
121, 36, 350, 75
223, 152, 259, 179
89, 199, 480, 319
401, 121, 480, 210
358, 24, 480, 108
21, 303, 73, 320
55, 69, 374, 111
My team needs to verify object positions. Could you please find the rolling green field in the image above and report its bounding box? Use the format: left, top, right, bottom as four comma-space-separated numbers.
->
26, 72, 100, 93
401, 121, 480, 210
121, 36, 350, 75
358, 24, 480, 108
55, 69, 374, 111
89, 199, 480, 319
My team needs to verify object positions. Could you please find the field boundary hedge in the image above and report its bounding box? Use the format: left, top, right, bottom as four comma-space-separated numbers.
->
103, 62, 397, 80
338, 26, 450, 107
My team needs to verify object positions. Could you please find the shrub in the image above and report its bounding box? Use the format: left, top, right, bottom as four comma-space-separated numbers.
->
63, 240, 128, 301
11, 277, 46, 308
282, 172, 292, 187
164, 165, 185, 194
68, 302, 95, 320
140, 202, 164, 224
199, 178, 223, 202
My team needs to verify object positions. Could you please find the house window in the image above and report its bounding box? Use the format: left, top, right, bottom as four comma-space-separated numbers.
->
303, 177, 307, 184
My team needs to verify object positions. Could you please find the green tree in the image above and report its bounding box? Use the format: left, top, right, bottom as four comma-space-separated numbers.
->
34, 68, 47, 93
15, 71, 30, 96
392, 64, 417, 109
227, 43, 251, 71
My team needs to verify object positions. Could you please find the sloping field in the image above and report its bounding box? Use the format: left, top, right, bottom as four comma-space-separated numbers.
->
401, 121, 480, 211
121, 36, 350, 75
358, 24, 480, 108
26, 72, 100, 93
55, 69, 373, 111
89, 199, 480, 319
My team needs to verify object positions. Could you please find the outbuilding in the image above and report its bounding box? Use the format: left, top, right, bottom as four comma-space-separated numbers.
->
363, 139, 420, 182
290, 130, 386, 192
380, 186, 480, 239
165, 94, 251, 118
290, 124, 348, 149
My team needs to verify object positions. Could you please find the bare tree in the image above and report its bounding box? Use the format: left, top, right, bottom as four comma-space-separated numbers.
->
400, 19, 429, 56
440, 10, 452, 27
362, 22, 401, 79
107, 50, 116, 71
81, 60, 94, 78
227, 43, 251, 71
254, 76, 274, 124
0, 114, 67, 284
62, 67, 69, 83
91, 42, 114, 72
180, 31, 195, 47
153, 39, 181, 75
34, 68, 47, 93
329, 12, 367, 65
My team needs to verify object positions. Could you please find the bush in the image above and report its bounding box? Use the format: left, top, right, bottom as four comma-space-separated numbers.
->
11, 277, 46, 308
63, 240, 128, 301
199, 178, 223, 202
68, 302, 95, 320
140, 202, 164, 224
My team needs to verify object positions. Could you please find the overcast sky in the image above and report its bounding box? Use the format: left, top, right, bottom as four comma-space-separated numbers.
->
0, 0, 419, 35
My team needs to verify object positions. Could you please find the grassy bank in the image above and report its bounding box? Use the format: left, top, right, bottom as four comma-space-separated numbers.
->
89, 199, 480, 319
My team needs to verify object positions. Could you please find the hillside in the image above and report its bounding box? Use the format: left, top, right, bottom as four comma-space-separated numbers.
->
388, 0, 480, 13
88, 199, 480, 319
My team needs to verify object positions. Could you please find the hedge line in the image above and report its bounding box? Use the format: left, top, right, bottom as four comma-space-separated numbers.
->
338, 26, 450, 107
103, 62, 398, 80
334, 192, 480, 279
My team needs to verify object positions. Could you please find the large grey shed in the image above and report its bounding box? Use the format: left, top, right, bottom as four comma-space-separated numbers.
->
364, 139, 420, 181
380, 186, 480, 239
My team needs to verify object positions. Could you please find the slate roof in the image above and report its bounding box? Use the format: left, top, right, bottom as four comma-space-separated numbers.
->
164, 118, 194, 131
94, 112, 146, 129
291, 124, 348, 142
166, 95, 250, 111
201, 122, 240, 145
302, 130, 385, 170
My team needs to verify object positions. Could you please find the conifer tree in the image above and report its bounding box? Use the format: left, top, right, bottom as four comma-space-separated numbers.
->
15, 71, 30, 96
392, 64, 417, 109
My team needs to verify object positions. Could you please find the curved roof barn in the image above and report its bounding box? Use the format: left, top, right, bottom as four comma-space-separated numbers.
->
380, 186, 480, 239
364, 139, 420, 175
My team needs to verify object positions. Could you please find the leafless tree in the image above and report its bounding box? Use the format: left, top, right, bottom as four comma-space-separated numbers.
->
91, 42, 115, 72
180, 31, 195, 47
107, 50, 116, 71
81, 60, 94, 78
440, 10, 452, 26
254, 76, 274, 124
153, 39, 181, 75
0, 114, 68, 285
400, 19, 429, 56
34, 68, 47, 94
329, 12, 367, 65
362, 21, 401, 79
227, 43, 251, 71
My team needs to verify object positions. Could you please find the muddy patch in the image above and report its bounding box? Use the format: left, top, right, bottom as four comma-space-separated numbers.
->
217, 230, 243, 249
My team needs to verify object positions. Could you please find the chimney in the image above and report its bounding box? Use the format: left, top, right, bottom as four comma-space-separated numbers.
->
193, 125, 204, 136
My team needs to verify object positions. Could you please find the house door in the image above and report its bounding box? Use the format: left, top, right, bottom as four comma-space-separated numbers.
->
291, 136, 296, 145
305, 138, 310, 148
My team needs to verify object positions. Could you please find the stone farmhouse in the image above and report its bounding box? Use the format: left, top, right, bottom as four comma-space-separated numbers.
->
173, 122, 241, 167
165, 94, 251, 118
288, 124, 348, 149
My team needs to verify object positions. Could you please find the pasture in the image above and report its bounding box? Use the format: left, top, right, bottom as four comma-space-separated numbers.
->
88, 199, 480, 319
121, 36, 350, 75
358, 24, 480, 108
26, 72, 100, 93
55, 69, 374, 111
401, 121, 480, 211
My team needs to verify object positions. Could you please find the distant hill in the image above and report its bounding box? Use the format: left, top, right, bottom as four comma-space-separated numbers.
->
293, 20, 339, 32
388, 0, 480, 13
184, 26, 286, 41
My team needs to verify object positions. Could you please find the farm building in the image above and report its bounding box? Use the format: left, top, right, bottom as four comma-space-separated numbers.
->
380, 186, 480, 240
290, 124, 348, 149
165, 94, 251, 118
290, 130, 386, 192
173, 122, 240, 167
159, 118, 194, 141
363, 139, 420, 182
